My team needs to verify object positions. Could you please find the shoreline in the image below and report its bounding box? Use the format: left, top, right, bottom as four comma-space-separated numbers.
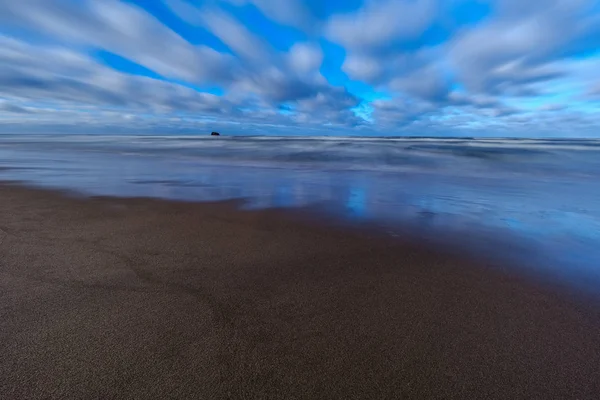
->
0, 180, 582, 293
2, 183, 600, 398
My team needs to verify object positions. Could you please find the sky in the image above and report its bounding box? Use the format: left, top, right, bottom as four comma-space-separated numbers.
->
0, 0, 599, 137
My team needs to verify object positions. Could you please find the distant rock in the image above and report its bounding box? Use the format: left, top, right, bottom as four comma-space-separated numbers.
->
211, 131, 220, 136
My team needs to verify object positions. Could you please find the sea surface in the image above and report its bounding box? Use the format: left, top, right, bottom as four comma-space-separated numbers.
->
1, 134, 599, 290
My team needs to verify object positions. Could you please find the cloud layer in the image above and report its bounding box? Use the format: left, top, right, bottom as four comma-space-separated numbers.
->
0, 0, 599, 136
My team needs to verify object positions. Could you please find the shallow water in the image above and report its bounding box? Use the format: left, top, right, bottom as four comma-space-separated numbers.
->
1, 133, 600, 289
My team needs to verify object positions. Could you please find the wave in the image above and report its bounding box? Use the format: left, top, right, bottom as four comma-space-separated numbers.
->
2, 134, 600, 177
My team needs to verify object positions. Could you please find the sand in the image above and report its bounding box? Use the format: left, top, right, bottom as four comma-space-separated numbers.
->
1, 183, 599, 399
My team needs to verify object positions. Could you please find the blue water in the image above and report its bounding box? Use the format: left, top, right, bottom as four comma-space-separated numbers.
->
1, 134, 600, 289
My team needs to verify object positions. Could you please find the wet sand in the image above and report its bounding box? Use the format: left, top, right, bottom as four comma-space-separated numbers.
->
1, 184, 599, 399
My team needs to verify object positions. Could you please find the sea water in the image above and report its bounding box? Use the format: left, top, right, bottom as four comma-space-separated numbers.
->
1, 134, 599, 290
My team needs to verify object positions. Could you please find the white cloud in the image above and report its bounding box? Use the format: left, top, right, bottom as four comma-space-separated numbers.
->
0, 0, 599, 136
197, 7, 271, 64
449, 0, 599, 95
287, 43, 323, 76
163, 1, 350, 112
326, 0, 436, 51
0, 0, 231, 83
324, 0, 600, 132
0, 34, 361, 131
163, 0, 205, 25
390, 64, 449, 103
0, 35, 236, 115
342, 54, 384, 83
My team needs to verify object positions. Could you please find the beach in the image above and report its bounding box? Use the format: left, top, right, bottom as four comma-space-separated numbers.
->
1, 183, 600, 399
2, 134, 600, 277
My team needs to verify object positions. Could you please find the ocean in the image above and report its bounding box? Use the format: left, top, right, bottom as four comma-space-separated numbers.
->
1, 133, 599, 290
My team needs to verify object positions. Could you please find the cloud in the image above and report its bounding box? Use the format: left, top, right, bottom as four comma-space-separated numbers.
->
0, 0, 599, 136
223, 0, 316, 32
449, 0, 599, 95
0, 35, 244, 118
295, 87, 363, 126
167, 0, 318, 32
0, 0, 362, 130
326, 0, 436, 52
390, 64, 450, 103
342, 54, 384, 83
321, 0, 600, 135
0, 0, 231, 83
447, 92, 502, 109
591, 85, 600, 97
324, 1, 451, 104
196, 7, 271, 64
287, 43, 323, 75
538, 104, 567, 112
0, 100, 32, 114
163, 0, 206, 25
370, 98, 435, 128
165, 2, 355, 112
0, 33, 359, 131
370, 90, 521, 132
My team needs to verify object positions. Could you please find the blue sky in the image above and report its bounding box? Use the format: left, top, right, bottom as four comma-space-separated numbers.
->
0, 0, 599, 136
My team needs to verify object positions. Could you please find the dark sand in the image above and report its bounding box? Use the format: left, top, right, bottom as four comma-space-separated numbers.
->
1, 184, 599, 399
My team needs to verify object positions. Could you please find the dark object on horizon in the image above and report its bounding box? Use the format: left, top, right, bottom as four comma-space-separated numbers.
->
211, 131, 220, 136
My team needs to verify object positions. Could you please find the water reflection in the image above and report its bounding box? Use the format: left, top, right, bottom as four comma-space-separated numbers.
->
346, 187, 367, 219
273, 184, 294, 208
